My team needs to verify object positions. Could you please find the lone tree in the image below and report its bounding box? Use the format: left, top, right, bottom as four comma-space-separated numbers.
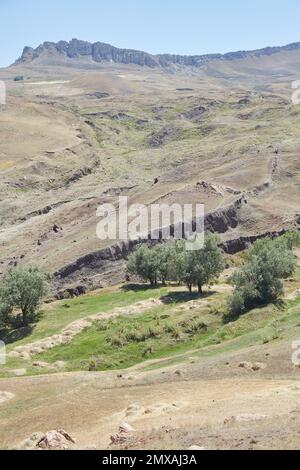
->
227, 234, 297, 320
0, 267, 49, 326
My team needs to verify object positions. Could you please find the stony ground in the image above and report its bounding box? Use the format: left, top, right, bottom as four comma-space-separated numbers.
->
1, 340, 300, 450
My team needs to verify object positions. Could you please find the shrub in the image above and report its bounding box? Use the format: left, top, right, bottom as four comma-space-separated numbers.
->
181, 318, 208, 335
280, 230, 300, 250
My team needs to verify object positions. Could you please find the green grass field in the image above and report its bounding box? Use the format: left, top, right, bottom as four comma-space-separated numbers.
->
1, 285, 169, 351
33, 294, 300, 374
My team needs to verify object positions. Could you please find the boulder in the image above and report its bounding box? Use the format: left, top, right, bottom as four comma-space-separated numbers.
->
110, 422, 135, 445
119, 421, 135, 433
36, 429, 75, 450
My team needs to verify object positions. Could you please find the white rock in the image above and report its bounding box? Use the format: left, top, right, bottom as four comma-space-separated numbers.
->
119, 421, 135, 433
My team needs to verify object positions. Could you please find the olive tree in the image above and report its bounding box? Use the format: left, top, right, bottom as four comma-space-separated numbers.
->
176, 235, 224, 293
0, 267, 49, 326
127, 244, 160, 286
227, 236, 297, 319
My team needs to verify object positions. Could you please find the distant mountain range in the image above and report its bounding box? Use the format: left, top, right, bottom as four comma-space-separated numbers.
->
14, 38, 300, 68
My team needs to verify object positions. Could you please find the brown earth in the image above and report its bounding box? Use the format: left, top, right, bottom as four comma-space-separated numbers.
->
0, 49, 299, 290
1, 338, 300, 450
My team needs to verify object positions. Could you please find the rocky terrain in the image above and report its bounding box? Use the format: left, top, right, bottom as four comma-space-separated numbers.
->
15, 38, 300, 69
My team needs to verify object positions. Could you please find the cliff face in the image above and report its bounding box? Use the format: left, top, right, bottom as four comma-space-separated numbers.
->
15, 39, 161, 67
14, 38, 300, 68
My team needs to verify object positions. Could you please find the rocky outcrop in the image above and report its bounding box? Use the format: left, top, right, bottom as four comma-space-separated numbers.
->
37, 430, 75, 450
204, 196, 247, 233
221, 229, 288, 254
54, 240, 139, 285
14, 39, 300, 68
148, 126, 182, 148
54, 197, 247, 287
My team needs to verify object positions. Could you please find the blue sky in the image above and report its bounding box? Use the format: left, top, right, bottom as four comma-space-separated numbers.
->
1, 0, 300, 67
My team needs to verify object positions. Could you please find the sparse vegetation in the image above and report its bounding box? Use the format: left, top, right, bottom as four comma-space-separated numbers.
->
0, 247, 298, 379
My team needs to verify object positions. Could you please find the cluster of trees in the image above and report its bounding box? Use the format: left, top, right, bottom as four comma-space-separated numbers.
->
127, 235, 225, 293
227, 231, 300, 320
0, 230, 298, 331
0, 267, 49, 328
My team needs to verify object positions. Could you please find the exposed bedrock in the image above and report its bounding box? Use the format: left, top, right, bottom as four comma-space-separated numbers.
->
16, 39, 300, 69
222, 229, 286, 254
53, 196, 299, 292
53, 197, 248, 290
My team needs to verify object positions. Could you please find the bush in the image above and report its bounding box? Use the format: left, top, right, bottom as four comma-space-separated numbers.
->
280, 230, 300, 250
14, 75, 24, 82
224, 291, 245, 323
181, 318, 208, 335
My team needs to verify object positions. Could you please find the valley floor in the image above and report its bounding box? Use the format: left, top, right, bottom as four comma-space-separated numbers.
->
0, 253, 299, 450
1, 345, 300, 450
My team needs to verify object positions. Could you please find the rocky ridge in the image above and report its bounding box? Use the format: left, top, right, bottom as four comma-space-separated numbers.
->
14, 38, 300, 68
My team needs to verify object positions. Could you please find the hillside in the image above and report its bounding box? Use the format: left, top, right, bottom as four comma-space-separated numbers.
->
0, 40, 299, 294
0, 252, 299, 450
13, 38, 300, 71
0, 38, 300, 451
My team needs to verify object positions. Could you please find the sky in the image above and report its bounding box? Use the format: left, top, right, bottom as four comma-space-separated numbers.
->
1, 0, 300, 67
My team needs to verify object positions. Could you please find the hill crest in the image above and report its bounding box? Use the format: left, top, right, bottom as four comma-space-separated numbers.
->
14, 38, 300, 68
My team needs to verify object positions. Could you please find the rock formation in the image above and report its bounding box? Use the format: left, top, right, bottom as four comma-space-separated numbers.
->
14, 39, 300, 68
